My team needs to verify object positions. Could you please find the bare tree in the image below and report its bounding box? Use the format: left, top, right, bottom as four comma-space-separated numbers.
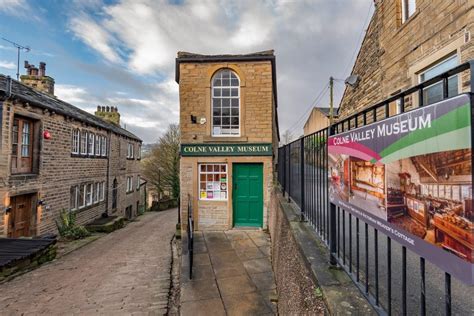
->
280, 129, 294, 146
141, 124, 180, 199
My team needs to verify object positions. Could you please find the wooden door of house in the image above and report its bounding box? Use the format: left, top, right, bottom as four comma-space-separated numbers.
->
233, 163, 263, 227
8, 194, 33, 238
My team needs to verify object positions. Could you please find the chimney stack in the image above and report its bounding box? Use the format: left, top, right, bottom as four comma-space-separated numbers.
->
21, 61, 55, 96
95, 105, 121, 126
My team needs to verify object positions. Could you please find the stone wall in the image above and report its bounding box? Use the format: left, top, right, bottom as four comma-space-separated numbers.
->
268, 190, 324, 314
180, 156, 273, 231
268, 189, 376, 315
179, 61, 274, 144
0, 98, 143, 237
339, 0, 473, 119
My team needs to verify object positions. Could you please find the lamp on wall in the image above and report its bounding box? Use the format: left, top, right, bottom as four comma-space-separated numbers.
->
4, 206, 11, 214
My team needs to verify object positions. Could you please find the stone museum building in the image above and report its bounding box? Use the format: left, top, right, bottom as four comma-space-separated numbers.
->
0, 62, 144, 238
177, 51, 279, 230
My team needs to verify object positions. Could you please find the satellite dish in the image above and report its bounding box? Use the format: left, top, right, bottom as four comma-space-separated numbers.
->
344, 75, 360, 87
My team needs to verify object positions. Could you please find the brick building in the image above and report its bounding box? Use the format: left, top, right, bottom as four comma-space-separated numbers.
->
0, 62, 144, 238
177, 51, 279, 230
339, 0, 473, 119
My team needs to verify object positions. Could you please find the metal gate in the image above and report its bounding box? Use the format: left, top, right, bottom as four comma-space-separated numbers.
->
277, 60, 474, 315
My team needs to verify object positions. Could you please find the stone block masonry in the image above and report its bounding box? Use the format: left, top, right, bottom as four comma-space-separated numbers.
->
0, 68, 144, 238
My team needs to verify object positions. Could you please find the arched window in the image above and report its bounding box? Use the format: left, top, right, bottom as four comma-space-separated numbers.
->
212, 69, 240, 136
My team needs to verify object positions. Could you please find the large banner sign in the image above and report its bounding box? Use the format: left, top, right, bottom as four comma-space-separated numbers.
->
328, 94, 474, 284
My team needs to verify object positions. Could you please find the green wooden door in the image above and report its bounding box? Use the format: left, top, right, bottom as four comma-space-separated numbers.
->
233, 163, 263, 227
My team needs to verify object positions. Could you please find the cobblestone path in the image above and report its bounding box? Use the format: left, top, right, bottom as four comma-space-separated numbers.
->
0, 209, 177, 315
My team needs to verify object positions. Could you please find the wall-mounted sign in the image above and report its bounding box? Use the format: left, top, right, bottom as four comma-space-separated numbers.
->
328, 94, 474, 284
181, 143, 273, 156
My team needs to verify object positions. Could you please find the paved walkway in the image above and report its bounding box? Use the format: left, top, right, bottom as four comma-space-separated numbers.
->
181, 230, 277, 316
0, 209, 177, 315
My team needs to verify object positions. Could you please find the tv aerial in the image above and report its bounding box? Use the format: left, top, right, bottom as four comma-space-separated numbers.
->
1, 37, 30, 80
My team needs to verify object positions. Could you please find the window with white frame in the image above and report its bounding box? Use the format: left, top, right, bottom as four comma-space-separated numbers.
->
95, 134, 101, 156
94, 182, 99, 203
88, 132, 95, 155
211, 70, 240, 136
401, 0, 416, 23
86, 183, 93, 205
137, 175, 141, 190
101, 136, 107, 156
80, 131, 87, 155
199, 164, 227, 200
70, 186, 78, 211
137, 144, 141, 160
126, 176, 133, 193
72, 129, 80, 154
127, 143, 134, 158
78, 184, 85, 208
100, 182, 105, 201
419, 54, 458, 106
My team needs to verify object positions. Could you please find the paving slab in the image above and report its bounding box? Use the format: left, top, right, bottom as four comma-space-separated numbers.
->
222, 292, 273, 316
242, 258, 273, 274
181, 278, 220, 302
217, 275, 257, 297
181, 229, 277, 315
234, 245, 267, 260
249, 271, 276, 291
181, 298, 226, 316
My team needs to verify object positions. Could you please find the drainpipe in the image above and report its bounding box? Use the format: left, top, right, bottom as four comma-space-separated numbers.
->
105, 130, 111, 215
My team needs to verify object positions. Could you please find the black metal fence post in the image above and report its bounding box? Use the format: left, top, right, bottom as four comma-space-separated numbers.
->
329, 203, 337, 265
300, 137, 305, 221
288, 145, 291, 202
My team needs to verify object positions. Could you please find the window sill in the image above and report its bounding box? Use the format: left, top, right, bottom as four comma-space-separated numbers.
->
126, 157, 135, 160
73, 201, 105, 213
10, 173, 39, 180
71, 154, 108, 159
203, 136, 248, 143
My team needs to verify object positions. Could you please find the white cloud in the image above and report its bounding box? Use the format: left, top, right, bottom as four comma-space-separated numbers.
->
69, 14, 122, 63
0, 0, 40, 20
55, 84, 94, 104
64, 0, 373, 140
0, 60, 16, 70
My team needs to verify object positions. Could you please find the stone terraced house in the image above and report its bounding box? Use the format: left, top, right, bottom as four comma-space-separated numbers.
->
177, 51, 279, 231
0, 62, 144, 238
338, 0, 473, 119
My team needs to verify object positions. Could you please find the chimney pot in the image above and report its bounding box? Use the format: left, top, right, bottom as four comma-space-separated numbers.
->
106, 106, 110, 112
39, 62, 46, 77
97, 105, 101, 112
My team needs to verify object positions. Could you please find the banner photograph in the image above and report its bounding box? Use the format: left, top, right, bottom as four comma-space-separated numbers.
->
328, 94, 473, 283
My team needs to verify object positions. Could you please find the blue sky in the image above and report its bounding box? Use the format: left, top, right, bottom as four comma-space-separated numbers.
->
0, 0, 373, 143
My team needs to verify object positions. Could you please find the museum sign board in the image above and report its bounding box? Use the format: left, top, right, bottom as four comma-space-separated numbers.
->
328, 94, 474, 284
181, 143, 273, 156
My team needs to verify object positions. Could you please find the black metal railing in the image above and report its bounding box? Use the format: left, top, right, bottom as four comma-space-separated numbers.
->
277, 60, 474, 315
187, 194, 194, 279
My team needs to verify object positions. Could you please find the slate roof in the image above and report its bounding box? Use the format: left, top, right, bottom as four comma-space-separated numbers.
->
314, 107, 338, 117
0, 74, 141, 141
0, 237, 56, 267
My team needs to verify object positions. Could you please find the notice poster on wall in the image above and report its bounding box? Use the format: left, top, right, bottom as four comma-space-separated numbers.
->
328, 94, 474, 284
